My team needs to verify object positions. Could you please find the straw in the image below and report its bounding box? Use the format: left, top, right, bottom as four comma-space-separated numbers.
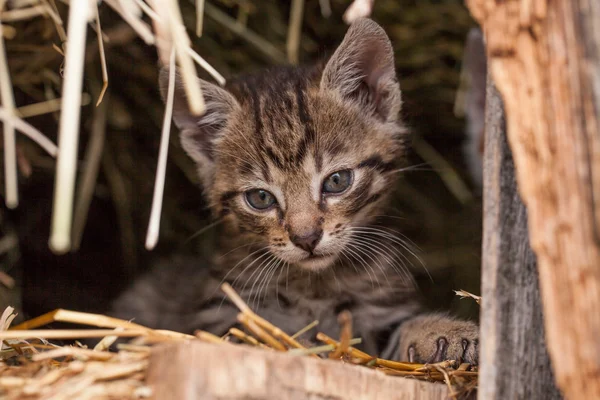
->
145, 48, 176, 250
0, 4, 18, 208
49, 0, 90, 254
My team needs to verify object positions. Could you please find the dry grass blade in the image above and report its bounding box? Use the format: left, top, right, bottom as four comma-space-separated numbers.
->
0, 10, 18, 208
454, 289, 481, 305
72, 94, 107, 250
0, 106, 59, 156
31, 347, 114, 362
103, 0, 154, 45
0, 4, 47, 21
415, 360, 457, 372
1, 306, 17, 350
186, 47, 226, 86
286, 0, 305, 64
329, 310, 352, 359
237, 313, 286, 351
46, 0, 67, 41
319, 0, 332, 17
93, 2, 108, 106
203, 2, 286, 64
153, 0, 204, 115
194, 330, 223, 344
290, 319, 318, 339
15, 94, 91, 118
145, 48, 176, 250
93, 327, 123, 352
316, 332, 372, 362
0, 329, 150, 340
288, 338, 362, 356
11, 309, 147, 331
49, 0, 90, 254
221, 283, 308, 350
196, 0, 204, 36
412, 136, 473, 205
228, 327, 262, 347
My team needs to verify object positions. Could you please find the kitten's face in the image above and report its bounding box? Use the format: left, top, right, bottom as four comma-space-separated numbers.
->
165, 19, 406, 271
211, 88, 403, 270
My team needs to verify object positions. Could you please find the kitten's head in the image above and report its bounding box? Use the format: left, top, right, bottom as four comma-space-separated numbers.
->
163, 19, 407, 271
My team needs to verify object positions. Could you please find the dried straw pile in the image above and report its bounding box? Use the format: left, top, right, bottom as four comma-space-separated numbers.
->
0, 285, 479, 400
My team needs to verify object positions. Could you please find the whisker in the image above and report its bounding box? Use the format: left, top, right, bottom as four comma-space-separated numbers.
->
213, 247, 269, 311
183, 218, 223, 245
347, 226, 429, 279
229, 251, 273, 297
260, 258, 282, 307
371, 214, 407, 221
214, 245, 268, 309
244, 253, 277, 308
254, 257, 280, 309
350, 235, 415, 285
341, 243, 376, 288
345, 242, 387, 287
285, 262, 290, 292
389, 162, 433, 174
218, 245, 267, 287
275, 260, 287, 310
216, 241, 260, 260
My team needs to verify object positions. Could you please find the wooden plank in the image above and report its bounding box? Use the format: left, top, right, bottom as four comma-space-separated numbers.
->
479, 77, 562, 400
147, 341, 449, 400
466, 1, 600, 398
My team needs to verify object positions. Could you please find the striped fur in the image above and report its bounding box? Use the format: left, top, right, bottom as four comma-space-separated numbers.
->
112, 19, 478, 363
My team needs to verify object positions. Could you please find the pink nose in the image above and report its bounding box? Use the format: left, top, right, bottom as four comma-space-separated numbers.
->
290, 229, 323, 253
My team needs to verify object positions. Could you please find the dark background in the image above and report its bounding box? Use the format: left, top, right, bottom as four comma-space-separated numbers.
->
0, 0, 482, 324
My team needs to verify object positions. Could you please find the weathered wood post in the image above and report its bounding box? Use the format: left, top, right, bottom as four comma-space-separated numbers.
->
466, 1, 600, 398
479, 77, 561, 399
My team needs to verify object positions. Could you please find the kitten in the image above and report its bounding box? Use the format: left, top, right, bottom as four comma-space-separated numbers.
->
112, 18, 478, 364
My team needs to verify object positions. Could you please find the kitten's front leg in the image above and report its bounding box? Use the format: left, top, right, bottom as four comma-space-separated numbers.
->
398, 314, 479, 365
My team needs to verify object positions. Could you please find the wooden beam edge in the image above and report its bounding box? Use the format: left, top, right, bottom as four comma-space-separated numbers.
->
147, 341, 450, 400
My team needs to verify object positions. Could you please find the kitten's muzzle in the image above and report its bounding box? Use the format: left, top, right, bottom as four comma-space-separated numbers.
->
290, 229, 323, 253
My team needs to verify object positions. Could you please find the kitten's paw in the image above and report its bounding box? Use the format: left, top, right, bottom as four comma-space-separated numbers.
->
398, 314, 478, 365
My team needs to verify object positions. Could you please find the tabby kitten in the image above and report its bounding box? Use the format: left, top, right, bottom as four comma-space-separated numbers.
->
112, 18, 478, 364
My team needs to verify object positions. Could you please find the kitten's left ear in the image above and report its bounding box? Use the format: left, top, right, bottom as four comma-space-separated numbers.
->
320, 18, 401, 122
159, 69, 240, 188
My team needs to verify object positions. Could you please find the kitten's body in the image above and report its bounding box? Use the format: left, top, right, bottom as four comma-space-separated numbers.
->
113, 19, 478, 364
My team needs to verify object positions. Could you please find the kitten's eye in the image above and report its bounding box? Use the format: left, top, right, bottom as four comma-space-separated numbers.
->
322, 170, 353, 194
245, 189, 276, 210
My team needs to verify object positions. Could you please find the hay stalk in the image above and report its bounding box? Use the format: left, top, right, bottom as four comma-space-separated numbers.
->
72, 94, 107, 250
196, 0, 204, 36
49, 0, 90, 254
93, 1, 108, 106
0, 106, 58, 156
145, 48, 176, 250
286, 0, 304, 64
0, 2, 18, 208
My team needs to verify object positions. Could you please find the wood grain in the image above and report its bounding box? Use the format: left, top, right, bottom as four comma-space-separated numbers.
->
147, 341, 450, 400
479, 78, 562, 400
466, 1, 600, 398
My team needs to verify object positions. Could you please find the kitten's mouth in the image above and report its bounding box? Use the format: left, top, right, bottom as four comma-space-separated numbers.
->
297, 253, 336, 271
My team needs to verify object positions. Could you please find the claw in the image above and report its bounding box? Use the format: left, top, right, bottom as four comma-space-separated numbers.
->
461, 338, 469, 362
408, 345, 416, 363
428, 336, 448, 363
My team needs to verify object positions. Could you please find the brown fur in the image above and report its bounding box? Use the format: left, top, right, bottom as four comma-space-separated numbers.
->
112, 18, 478, 363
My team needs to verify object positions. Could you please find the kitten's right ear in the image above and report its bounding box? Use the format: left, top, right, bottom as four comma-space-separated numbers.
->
320, 18, 401, 122
159, 69, 239, 185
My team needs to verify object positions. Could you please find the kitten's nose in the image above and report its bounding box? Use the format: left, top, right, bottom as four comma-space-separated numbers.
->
290, 229, 323, 253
